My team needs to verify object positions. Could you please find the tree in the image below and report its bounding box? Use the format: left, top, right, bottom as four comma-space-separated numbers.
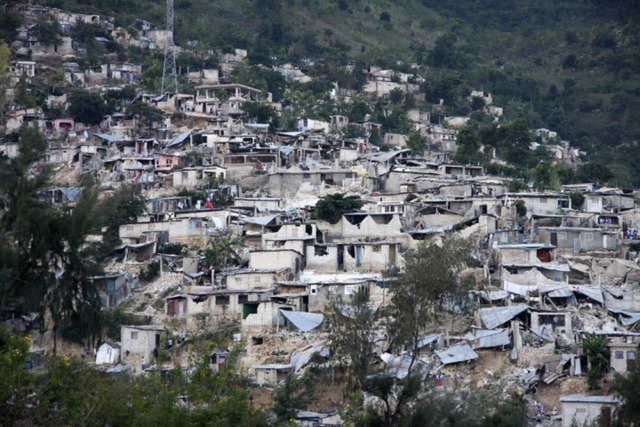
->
389, 88, 404, 105
242, 102, 279, 126
379, 11, 391, 22
314, 193, 364, 224
455, 126, 484, 164
406, 130, 426, 155
272, 372, 315, 422
613, 364, 640, 425
125, 101, 163, 126
583, 334, 610, 389
0, 128, 55, 319
204, 232, 242, 271
576, 162, 613, 185
428, 33, 464, 69
570, 192, 585, 210
68, 90, 109, 125
0, 42, 11, 128
514, 200, 527, 217
327, 287, 377, 391
33, 20, 61, 47
531, 161, 559, 190
98, 185, 146, 257
386, 238, 472, 374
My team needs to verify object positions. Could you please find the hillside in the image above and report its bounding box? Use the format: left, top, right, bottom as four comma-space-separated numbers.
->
30, 0, 640, 185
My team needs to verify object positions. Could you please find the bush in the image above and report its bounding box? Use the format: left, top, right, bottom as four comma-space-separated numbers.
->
570, 192, 585, 210
69, 90, 110, 125
314, 193, 364, 224
139, 261, 160, 283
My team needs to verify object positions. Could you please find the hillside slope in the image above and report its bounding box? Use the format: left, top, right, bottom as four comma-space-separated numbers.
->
37, 0, 640, 185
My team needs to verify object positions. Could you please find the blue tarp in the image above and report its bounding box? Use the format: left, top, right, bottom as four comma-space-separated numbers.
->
280, 310, 324, 332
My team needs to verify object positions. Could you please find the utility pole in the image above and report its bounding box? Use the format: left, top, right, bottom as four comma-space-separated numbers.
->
161, 0, 178, 94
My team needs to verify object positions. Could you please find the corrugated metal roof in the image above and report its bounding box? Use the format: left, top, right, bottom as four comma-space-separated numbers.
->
465, 328, 510, 349
479, 304, 528, 329
436, 343, 478, 365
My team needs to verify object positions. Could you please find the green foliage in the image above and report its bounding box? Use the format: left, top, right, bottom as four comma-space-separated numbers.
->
33, 19, 61, 46
272, 372, 315, 422
98, 185, 146, 257
342, 123, 365, 138
0, 42, 11, 78
328, 287, 377, 391
613, 364, 640, 426
576, 162, 613, 185
428, 33, 465, 69
100, 308, 149, 341
68, 90, 110, 125
184, 150, 204, 167
0, 129, 110, 345
455, 125, 484, 164
0, 9, 21, 42
125, 100, 164, 126
386, 238, 472, 360
583, 334, 610, 390
570, 192, 585, 210
242, 101, 279, 126
0, 330, 266, 426
139, 260, 160, 283
204, 233, 242, 270
508, 179, 527, 192
232, 64, 286, 101
514, 200, 527, 217
313, 193, 364, 224
406, 130, 426, 155
531, 161, 560, 190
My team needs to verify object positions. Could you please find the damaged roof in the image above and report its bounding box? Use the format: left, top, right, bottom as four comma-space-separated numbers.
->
436, 343, 479, 364
478, 304, 528, 329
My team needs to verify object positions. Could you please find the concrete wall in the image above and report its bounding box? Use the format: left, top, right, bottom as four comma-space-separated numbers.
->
609, 338, 638, 374
120, 326, 161, 372
249, 250, 303, 272
226, 271, 277, 290
561, 400, 617, 427
538, 228, 618, 252
241, 302, 283, 332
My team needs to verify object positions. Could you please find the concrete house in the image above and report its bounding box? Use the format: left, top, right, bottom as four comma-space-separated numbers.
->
608, 336, 638, 374
90, 272, 135, 308
252, 363, 292, 386
530, 311, 573, 341
495, 243, 555, 266
318, 212, 405, 243
166, 287, 273, 326
560, 395, 619, 427
503, 192, 571, 216
120, 325, 164, 372
267, 169, 358, 196
249, 249, 304, 274
535, 227, 619, 254
172, 166, 227, 189
305, 241, 400, 273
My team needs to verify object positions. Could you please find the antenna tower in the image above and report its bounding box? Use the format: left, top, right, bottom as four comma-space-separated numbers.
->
161, 0, 178, 94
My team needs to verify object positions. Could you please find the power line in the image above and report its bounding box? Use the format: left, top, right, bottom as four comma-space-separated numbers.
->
161, 0, 178, 94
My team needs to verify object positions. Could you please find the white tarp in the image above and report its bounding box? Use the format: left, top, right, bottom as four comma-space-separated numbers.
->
280, 310, 324, 332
